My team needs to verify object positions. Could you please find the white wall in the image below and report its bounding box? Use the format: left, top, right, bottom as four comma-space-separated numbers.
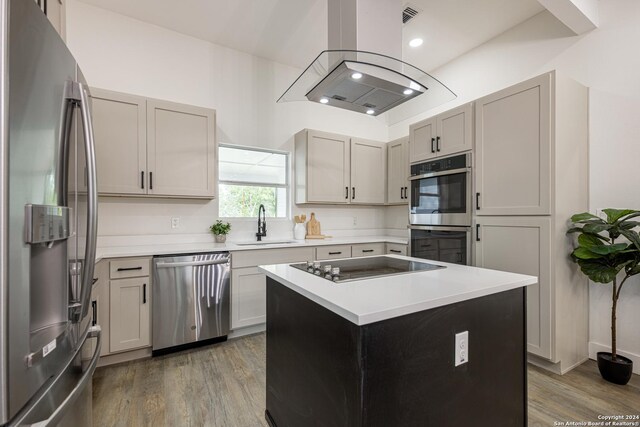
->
387, 1, 640, 370
65, 0, 392, 243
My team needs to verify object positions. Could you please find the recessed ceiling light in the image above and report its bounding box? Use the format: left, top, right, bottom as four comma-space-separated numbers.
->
366, 109, 375, 115
351, 72, 363, 79
409, 38, 423, 48
403, 89, 414, 95
320, 97, 329, 104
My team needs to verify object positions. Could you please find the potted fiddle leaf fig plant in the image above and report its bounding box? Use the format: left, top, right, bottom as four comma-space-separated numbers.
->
568, 209, 640, 385
210, 220, 231, 243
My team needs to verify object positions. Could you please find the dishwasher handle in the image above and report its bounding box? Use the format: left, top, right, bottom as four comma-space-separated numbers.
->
155, 258, 230, 268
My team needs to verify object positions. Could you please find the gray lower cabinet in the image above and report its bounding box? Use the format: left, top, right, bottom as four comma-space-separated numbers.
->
385, 243, 407, 256
106, 258, 152, 354
231, 248, 315, 330
474, 217, 552, 359
351, 243, 384, 257
231, 267, 267, 329
109, 277, 151, 353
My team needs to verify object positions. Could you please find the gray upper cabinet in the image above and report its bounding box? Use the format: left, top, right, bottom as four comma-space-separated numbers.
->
295, 130, 351, 204
146, 100, 216, 198
350, 138, 386, 204
386, 136, 409, 205
90, 89, 147, 196
295, 130, 386, 205
90, 89, 217, 199
409, 117, 436, 162
36, 0, 65, 39
475, 74, 551, 216
409, 103, 473, 163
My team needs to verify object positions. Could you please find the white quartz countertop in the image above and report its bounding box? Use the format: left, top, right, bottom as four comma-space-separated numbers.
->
94, 235, 408, 262
259, 255, 537, 326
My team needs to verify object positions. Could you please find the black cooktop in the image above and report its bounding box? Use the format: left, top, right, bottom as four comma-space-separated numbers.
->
290, 256, 445, 283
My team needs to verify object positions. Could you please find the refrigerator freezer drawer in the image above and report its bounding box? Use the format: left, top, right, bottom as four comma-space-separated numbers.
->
152, 253, 231, 352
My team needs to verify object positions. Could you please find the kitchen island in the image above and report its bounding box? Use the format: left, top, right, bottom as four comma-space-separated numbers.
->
259, 255, 537, 427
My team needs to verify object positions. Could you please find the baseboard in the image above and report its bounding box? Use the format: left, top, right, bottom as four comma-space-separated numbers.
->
527, 354, 589, 375
589, 341, 640, 374
97, 347, 152, 368
229, 323, 266, 339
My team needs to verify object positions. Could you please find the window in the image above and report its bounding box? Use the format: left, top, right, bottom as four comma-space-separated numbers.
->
218, 145, 288, 218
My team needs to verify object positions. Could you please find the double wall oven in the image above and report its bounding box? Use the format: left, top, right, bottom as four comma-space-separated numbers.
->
409, 152, 472, 265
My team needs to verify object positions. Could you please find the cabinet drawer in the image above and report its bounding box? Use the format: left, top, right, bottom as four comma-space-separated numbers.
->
316, 245, 352, 260
351, 243, 384, 257
109, 258, 150, 279
232, 247, 315, 269
385, 243, 407, 256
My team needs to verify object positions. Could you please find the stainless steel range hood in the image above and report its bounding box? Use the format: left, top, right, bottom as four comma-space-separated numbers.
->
278, 0, 455, 116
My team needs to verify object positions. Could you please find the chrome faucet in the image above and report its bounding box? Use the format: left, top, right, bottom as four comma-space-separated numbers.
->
256, 204, 267, 241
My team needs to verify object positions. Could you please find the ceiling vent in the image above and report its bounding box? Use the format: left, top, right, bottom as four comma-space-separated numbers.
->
402, 5, 420, 24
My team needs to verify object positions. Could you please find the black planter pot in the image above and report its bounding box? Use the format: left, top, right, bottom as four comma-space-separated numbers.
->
597, 352, 633, 385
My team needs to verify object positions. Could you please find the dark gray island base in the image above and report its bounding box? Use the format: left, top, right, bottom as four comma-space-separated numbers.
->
264, 277, 527, 427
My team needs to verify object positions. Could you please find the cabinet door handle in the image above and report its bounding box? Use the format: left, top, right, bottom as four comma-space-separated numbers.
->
345, 186, 349, 199
436, 136, 441, 152
91, 300, 97, 326
431, 137, 435, 153
143, 283, 147, 304
476, 224, 481, 242
141, 171, 145, 189
328, 251, 342, 255
352, 187, 355, 200
150, 172, 153, 190
362, 249, 375, 253
117, 266, 143, 272
476, 192, 480, 210
404, 187, 408, 200
389, 249, 402, 254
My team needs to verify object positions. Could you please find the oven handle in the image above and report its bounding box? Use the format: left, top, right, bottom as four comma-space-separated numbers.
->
408, 225, 472, 233
409, 167, 471, 180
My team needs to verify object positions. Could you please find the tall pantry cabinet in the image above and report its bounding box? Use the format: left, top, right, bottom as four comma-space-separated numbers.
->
473, 71, 589, 374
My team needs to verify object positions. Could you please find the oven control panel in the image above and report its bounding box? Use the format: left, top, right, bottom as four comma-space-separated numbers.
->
411, 152, 469, 176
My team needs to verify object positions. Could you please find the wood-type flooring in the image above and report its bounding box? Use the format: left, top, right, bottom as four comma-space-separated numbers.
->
93, 333, 639, 427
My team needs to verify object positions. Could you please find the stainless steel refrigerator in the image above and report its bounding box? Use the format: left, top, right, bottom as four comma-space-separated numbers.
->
0, 0, 100, 425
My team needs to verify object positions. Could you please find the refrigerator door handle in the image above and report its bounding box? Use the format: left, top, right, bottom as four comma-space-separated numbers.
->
65, 81, 98, 322
8, 327, 102, 427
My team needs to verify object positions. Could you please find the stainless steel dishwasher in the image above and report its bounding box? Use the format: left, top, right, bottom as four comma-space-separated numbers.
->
152, 252, 230, 354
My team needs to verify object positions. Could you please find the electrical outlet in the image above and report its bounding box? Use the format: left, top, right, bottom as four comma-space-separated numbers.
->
455, 331, 469, 366
353, 216, 357, 226
171, 217, 180, 229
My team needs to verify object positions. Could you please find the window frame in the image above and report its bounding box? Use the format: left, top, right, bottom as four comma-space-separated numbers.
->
217, 143, 291, 220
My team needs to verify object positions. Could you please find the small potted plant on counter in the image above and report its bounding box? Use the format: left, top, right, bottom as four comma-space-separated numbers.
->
210, 220, 231, 243
568, 209, 640, 385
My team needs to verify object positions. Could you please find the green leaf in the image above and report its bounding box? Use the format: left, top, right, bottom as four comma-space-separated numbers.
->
589, 243, 630, 256
576, 259, 623, 283
571, 212, 603, 223
620, 229, 640, 251
620, 221, 640, 230
571, 247, 604, 260
627, 262, 640, 276
577, 233, 603, 248
603, 209, 640, 223
582, 223, 612, 234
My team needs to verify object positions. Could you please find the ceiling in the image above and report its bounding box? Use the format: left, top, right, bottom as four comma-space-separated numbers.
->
77, 0, 545, 73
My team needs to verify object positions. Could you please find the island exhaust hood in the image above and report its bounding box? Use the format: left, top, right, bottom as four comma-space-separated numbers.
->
277, 0, 455, 116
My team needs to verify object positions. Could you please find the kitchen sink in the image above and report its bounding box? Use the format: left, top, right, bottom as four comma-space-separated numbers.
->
234, 240, 297, 246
